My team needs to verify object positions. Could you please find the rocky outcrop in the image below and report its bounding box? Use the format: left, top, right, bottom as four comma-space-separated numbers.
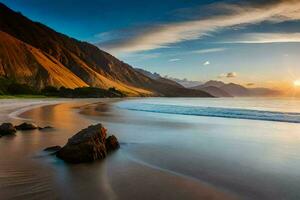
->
0, 122, 53, 137
106, 135, 120, 151
15, 122, 38, 130
56, 124, 119, 163
0, 123, 16, 136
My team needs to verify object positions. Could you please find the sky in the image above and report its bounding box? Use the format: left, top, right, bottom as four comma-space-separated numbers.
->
2, 0, 300, 89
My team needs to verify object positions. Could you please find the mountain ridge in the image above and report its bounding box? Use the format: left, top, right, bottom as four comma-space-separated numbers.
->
198, 86, 232, 97
192, 80, 281, 97
0, 3, 212, 97
0, 31, 88, 89
135, 68, 184, 88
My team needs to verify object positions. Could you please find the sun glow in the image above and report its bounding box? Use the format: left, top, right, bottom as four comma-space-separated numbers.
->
294, 80, 300, 87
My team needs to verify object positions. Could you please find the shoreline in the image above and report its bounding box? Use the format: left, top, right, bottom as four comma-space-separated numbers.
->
0, 98, 67, 121
0, 98, 117, 121
2, 98, 300, 199
0, 98, 239, 200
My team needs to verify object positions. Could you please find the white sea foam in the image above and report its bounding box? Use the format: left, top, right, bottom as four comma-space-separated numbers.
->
118, 102, 300, 123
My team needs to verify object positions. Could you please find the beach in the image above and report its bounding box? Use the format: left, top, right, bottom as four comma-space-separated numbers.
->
1, 97, 300, 199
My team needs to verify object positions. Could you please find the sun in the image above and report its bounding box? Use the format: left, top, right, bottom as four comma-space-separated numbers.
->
294, 80, 300, 87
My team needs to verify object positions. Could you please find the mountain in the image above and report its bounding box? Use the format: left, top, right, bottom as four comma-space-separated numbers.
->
135, 68, 203, 89
197, 86, 232, 97
164, 76, 203, 88
135, 68, 161, 80
199, 80, 226, 88
0, 31, 88, 89
0, 3, 211, 97
135, 68, 184, 88
192, 80, 280, 97
191, 81, 232, 97
220, 83, 250, 96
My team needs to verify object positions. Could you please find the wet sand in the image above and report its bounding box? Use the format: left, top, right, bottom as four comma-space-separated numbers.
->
0, 99, 237, 200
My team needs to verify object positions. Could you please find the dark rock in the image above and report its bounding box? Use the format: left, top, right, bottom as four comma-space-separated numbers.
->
106, 135, 120, 151
44, 146, 61, 152
15, 122, 38, 130
0, 123, 16, 136
56, 124, 109, 163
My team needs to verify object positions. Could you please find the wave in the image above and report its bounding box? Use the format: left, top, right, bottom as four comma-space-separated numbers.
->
118, 103, 300, 123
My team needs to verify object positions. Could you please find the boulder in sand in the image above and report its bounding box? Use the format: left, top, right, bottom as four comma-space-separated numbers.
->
106, 135, 120, 151
15, 122, 38, 130
56, 123, 119, 163
0, 123, 16, 136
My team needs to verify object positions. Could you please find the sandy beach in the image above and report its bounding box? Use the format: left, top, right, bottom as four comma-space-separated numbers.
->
0, 98, 238, 200
1, 97, 300, 199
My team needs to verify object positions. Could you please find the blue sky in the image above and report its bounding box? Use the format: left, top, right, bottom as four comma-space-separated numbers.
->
2, 0, 300, 88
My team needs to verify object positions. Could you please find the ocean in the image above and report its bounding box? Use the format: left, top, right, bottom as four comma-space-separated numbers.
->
0, 97, 300, 200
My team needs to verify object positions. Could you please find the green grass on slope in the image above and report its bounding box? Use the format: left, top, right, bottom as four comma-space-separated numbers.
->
0, 95, 49, 99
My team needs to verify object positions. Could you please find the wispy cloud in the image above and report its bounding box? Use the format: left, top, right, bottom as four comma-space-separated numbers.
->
203, 61, 210, 66
222, 32, 300, 43
169, 58, 181, 62
219, 72, 238, 78
193, 48, 226, 54
118, 52, 161, 61
97, 0, 300, 53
